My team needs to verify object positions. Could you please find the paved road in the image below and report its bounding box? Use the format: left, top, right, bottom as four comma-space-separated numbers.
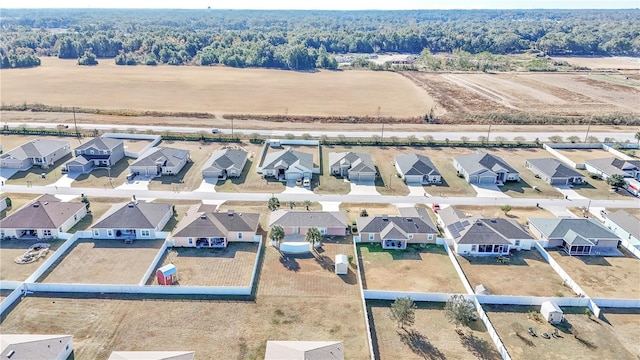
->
5, 122, 637, 142
3, 184, 638, 211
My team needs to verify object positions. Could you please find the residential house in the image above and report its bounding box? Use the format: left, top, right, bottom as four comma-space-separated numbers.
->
0, 194, 87, 240
603, 210, 640, 249
0, 139, 71, 170
525, 158, 585, 185
394, 153, 442, 184
130, 147, 190, 177
259, 147, 315, 182
264, 341, 343, 360
91, 201, 173, 240
585, 157, 640, 180
269, 210, 348, 239
65, 137, 125, 173
1, 334, 73, 360
356, 207, 438, 249
438, 206, 533, 255
109, 351, 195, 360
202, 148, 248, 179
172, 205, 260, 248
528, 218, 620, 255
329, 151, 377, 182
453, 151, 519, 185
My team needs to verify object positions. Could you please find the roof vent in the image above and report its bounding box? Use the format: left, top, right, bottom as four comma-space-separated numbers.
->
406, 218, 413, 222
44, 202, 49, 205
200, 214, 207, 220
227, 210, 234, 216
491, 219, 497, 223
33, 203, 40, 208
128, 203, 135, 208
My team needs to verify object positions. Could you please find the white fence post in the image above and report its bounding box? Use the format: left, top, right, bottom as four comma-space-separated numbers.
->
139, 240, 170, 286
473, 297, 512, 360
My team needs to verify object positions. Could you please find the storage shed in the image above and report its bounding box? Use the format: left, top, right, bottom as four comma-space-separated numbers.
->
540, 301, 563, 324
475, 284, 490, 295
157, 264, 177, 285
335, 254, 348, 275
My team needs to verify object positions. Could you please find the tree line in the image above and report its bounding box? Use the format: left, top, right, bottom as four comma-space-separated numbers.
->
0, 8, 638, 69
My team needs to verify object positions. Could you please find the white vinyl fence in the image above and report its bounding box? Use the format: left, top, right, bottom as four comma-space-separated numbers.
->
0, 281, 23, 290
619, 238, 640, 259
102, 133, 162, 158
0, 284, 25, 316
363, 290, 458, 302
23, 282, 250, 295
353, 242, 376, 360
24, 233, 83, 284
592, 298, 640, 308
603, 144, 637, 160
473, 297, 512, 360
443, 244, 474, 295
139, 240, 170, 286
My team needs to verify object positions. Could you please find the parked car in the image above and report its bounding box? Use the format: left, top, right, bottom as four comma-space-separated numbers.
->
432, 202, 441, 213
211, 128, 219, 134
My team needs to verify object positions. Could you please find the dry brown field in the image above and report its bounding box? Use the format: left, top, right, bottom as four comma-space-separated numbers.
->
551, 56, 640, 70
147, 243, 258, 287
0, 294, 370, 360
600, 308, 640, 357
454, 205, 555, 226
485, 305, 638, 360
369, 300, 500, 360
0, 239, 64, 281
549, 249, 640, 299
554, 149, 614, 164
405, 71, 639, 117
456, 249, 569, 297
39, 239, 164, 284
339, 202, 399, 225
358, 244, 466, 293
68, 197, 130, 233
1, 57, 430, 117
121, 139, 153, 154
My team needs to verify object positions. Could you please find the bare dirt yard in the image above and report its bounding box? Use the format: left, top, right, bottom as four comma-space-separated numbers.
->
483, 148, 562, 198
548, 249, 639, 299
369, 300, 500, 360
147, 243, 258, 287
0, 294, 370, 360
0, 239, 65, 281
600, 308, 640, 357
551, 56, 640, 70
456, 249, 569, 297
120, 139, 153, 154
340, 202, 399, 225
485, 305, 638, 360
39, 239, 164, 284
1, 57, 430, 117
454, 205, 556, 227
358, 243, 465, 293
554, 149, 614, 164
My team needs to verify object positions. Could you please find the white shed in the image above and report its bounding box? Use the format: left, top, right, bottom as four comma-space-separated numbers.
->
335, 254, 348, 275
540, 301, 563, 324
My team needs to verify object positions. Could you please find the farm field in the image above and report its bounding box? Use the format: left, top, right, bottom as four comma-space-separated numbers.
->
0, 294, 370, 360
548, 250, 640, 299
358, 244, 466, 293
368, 300, 500, 360
0, 239, 64, 281
405, 71, 639, 118
551, 56, 640, 70
148, 243, 259, 287
456, 249, 569, 297
485, 305, 638, 360
39, 239, 164, 284
1, 57, 430, 117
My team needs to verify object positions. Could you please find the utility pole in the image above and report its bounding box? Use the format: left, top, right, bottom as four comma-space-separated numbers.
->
381, 123, 384, 144
584, 123, 591, 143
73, 107, 81, 142
231, 118, 234, 137
487, 124, 492, 143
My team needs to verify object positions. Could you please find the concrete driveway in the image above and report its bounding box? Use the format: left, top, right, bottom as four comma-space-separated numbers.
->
553, 185, 587, 200
320, 202, 341, 211
48, 173, 80, 188
471, 184, 511, 198
407, 184, 430, 197
194, 179, 218, 193
545, 206, 578, 218
348, 180, 380, 195
116, 176, 151, 191
283, 180, 313, 195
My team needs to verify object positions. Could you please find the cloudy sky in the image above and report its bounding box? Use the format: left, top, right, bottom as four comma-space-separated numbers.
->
2, 0, 637, 9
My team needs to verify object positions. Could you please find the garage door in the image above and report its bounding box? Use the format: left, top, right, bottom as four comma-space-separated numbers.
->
551, 178, 567, 185
67, 165, 86, 173
357, 173, 376, 182
479, 176, 495, 184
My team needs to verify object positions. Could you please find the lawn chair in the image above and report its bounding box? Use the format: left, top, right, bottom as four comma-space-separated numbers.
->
552, 328, 562, 339
542, 333, 550, 339
528, 327, 538, 337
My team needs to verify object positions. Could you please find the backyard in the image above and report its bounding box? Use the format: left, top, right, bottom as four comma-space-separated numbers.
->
548, 249, 640, 299
147, 243, 259, 287
38, 239, 164, 284
358, 243, 466, 293
67, 197, 130, 233
454, 205, 555, 226
368, 300, 500, 360
485, 305, 638, 360
0, 239, 65, 281
456, 249, 570, 297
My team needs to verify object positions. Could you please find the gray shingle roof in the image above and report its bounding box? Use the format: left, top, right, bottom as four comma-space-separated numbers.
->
563, 230, 595, 246
0, 194, 85, 229
526, 158, 583, 178
395, 153, 440, 176
441, 206, 531, 245
76, 137, 123, 152
108, 351, 196, 360
0, 139, 70, 160
0, 334, 73, 360
132, 147, 189, 167
202, 148, 248, 173
454, 151, 518, 176
529, 218, 620, 240
262, 147, 313, 171
329, 152, 376, 174
92, 202, 172, 229
585, 157, 640, 177
269, 210, 348, 228
173, 207, 259, 238
605, 210, 640, 238
357, 211, 438, 235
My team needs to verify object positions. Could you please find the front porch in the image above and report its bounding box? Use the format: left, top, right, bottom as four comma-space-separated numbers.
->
196, 237, 227, 248
382, 239, 407, 250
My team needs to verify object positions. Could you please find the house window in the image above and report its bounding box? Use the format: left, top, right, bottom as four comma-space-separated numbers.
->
427, 234, 433, 240
93, 229, 100, 237
237, 232, 243, 240
369, 233, 375, 241
320, 228, 327, 235
188, 238, 193, 244
515, 240, 520, 246
408, 234, 414, 239
102, 150, 108, 154
141, 230, 151, 237
107, 230, 113, 237
90, 150, 95, 154
43, 230, 52, 237
471, 245, 477, 252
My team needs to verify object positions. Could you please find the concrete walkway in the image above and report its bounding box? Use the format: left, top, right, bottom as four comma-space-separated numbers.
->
320, 202, 341, 211
116, 177, 151, 191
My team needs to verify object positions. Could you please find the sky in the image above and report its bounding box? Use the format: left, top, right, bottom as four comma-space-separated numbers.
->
2, 0, 638, 9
